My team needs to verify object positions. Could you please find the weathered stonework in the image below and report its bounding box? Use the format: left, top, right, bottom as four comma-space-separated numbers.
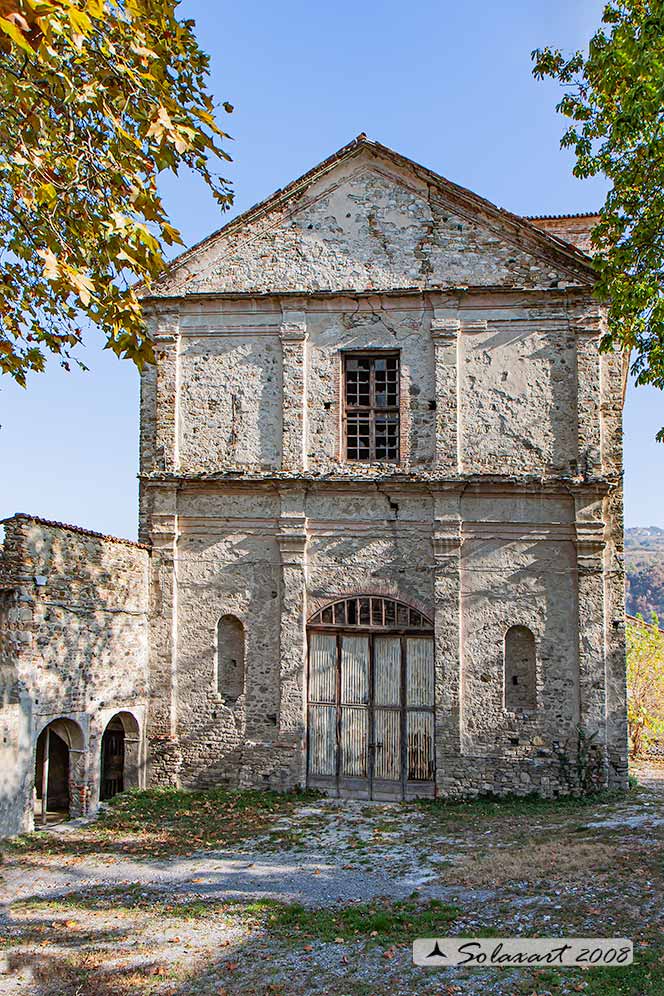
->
0, 136, 628, 832
0, 517, 149, 836
137, 136, 626, 799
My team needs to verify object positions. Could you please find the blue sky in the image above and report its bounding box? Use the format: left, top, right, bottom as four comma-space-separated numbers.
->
1, 0, 662, 539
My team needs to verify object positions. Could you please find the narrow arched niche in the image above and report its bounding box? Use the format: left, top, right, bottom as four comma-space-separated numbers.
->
217, 615, 245, 704
504, 625, 537, 712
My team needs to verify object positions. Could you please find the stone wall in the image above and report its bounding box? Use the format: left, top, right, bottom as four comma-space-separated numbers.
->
139, 288, 617, 484
138, 473, 626, 799
0, 516, 149, 837
138, 213, 626, 799
151, 142, 593, 298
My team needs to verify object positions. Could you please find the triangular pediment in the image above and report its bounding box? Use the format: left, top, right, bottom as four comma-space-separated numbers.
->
145, 136, 595, 299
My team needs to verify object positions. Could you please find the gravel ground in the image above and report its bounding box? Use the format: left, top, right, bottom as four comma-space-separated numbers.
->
1, 766, 663, 996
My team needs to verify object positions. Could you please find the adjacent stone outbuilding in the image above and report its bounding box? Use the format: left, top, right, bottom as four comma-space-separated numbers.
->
0, 516, 149, 836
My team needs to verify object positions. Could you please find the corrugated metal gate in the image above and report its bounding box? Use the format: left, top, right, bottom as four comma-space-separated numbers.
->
307, 596, 435, 800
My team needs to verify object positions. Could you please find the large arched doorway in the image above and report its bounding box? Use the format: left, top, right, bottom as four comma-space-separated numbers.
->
34, 718, 85, 824
100, 712, 140, 801
307, 595, 435, 801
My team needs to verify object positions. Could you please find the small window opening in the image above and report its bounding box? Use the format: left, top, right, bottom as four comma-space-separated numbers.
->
343, 352, 400, 462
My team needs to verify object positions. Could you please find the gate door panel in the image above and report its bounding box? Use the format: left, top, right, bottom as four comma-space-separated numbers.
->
405, 637, 435, 796
307, 633, 337, 786
372, 636, 402, 797
306, 596, 435, 800
339, 635, 370, 796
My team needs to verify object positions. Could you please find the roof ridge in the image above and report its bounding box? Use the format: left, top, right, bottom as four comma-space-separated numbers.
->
527, 212, 600, 221
1, 513, 150, 550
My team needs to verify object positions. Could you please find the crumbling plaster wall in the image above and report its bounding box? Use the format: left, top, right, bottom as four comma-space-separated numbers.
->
178, 333, 283, 471
0, 517, 150, 835
147, 480, 613, 796
140, 292, 599, 481
137, 144, 626, 799
137, 279, 627, 798
153, 150, 588, 297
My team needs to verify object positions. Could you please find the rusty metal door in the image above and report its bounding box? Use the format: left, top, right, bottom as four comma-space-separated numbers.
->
307, 600, 435, 800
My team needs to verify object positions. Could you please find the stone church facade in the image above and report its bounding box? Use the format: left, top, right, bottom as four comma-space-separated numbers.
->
0, 136, 628, 835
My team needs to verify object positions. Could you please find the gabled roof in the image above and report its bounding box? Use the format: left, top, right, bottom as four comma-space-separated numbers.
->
141, 134, 597, 300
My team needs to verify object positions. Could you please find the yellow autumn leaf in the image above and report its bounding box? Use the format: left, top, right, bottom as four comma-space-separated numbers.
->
0, 14, 35, 53
38, 248, 59, 280
67, 269, 95, 307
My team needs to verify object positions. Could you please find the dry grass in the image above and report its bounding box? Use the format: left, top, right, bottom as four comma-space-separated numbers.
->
4, 949, 173, 995
446, 838, 621, 887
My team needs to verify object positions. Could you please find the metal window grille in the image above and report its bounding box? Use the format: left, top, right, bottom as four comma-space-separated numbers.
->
343, 353, 400, 461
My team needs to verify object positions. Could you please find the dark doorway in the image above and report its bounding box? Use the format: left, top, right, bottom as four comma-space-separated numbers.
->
34, 718, 84, 823
100, 717, 125, 800
35, 727, 69, 812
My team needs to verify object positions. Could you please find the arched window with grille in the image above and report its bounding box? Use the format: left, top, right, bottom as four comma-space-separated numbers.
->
504, 625, 537, 712
216, 615, 245, 704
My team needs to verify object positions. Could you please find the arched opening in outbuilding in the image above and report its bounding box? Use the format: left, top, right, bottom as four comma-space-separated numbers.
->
34, 718, 85, 824
100, 711, 141, 801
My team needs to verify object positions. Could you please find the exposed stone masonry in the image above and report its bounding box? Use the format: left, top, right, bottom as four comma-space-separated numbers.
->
0, 136, 628, 832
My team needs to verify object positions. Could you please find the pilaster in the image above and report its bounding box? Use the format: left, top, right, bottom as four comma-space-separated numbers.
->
277, 486, 308, 785
280, 304, 308, 471
431, 488, 463, 791
574, 492, 609, 784
153, 307, 181, 474
573, 305, 603, 477
431, 309, 460, 472
146, 489, 181, 786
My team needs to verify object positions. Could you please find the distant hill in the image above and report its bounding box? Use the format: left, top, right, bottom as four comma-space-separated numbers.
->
625, 526, 664, 621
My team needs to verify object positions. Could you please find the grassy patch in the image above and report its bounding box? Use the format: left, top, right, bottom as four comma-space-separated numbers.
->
448, 839, 622, 888
3, 948, 176, 996
259, 896, 459, 945
2, 786, 321, 860
416, 787, 637, 823
581, 942, 664, 996
14, 890, 459, 948
14, 885, 234, 920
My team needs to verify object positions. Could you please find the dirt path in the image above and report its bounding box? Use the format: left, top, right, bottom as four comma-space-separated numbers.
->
2, 775, 664, 996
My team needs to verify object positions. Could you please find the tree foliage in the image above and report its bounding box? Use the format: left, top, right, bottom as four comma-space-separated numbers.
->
626, 612, 664, 756
533, 1, 664, 432
0, 0, 233, 385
